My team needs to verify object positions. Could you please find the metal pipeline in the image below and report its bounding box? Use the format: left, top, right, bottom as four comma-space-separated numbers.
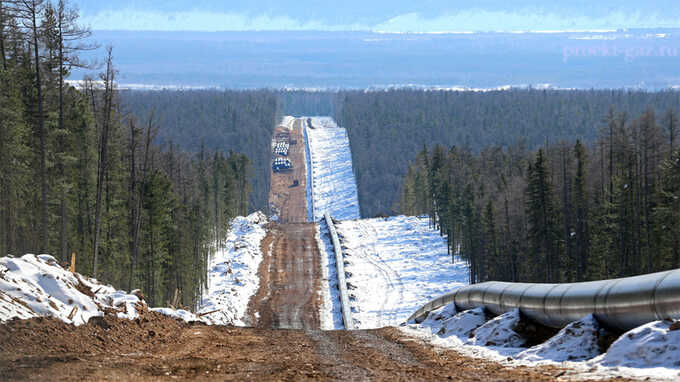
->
407, 268, 680, 331
325, 212, 354, 330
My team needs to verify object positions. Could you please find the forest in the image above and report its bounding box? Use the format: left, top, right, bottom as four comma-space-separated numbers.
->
399, 107, 680, 283
336, 89, 680, 217
0, 0, 250, 308
120, 90, 279, 211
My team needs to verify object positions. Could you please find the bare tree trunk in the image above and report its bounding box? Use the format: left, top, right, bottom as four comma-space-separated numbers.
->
0, 1, 7, 71
24, 0, 49, 253
92, 47, 115, 277
560, 145, 572, 282
128, 114, 154, 289
127, 119, 137, 290
57, 16, 67, 261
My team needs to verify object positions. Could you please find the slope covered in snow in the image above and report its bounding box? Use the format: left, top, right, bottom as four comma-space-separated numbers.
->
198, 212, 268, 326
0, 253, 198, 325
305, 118, 360, 221
0, 212, 270, 327
335, 216, 468, 329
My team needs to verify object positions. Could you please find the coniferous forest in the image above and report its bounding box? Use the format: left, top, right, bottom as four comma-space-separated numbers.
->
337, 89, 680, 217
0, 0, 251, 308
399, 108, 680, 283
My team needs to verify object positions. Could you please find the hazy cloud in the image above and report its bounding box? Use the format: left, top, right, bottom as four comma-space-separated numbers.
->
375, 10, 680, 32
79, 8, 680, 32
80, 10, 368, 31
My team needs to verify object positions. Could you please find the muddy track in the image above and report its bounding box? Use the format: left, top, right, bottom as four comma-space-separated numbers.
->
247, 223, 322, 330
0, 314, 633, 381
269, 118, 308, 223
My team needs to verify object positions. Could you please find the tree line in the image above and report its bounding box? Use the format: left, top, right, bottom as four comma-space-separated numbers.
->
0, 0, 250, 308
120, 89, 279, 211
399, 107, 680, 283
335, 89, 680, 217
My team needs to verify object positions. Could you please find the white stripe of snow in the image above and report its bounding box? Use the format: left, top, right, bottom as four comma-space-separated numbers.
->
305, 118, 360, 221
336, 216, 468, 329
199, 212, 268, 326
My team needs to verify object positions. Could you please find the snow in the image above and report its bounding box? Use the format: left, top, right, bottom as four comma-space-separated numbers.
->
517, 314, 602, 362
151, 307, 202, 323
0, 211, 271, 327
468, 309, 525, 348
316, 220, 344, 330
305, 118, 360, 221
279, 116, 295, 130
0, 254, 145, 325
335, 216, 468, 329
198, 212, 268, 326
309, 117, 338, 129
593, 320, 680, 369
401, 303, 680, 380
435, 307, 487, 340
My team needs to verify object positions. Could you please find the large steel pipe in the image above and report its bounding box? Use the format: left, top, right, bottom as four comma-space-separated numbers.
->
407, 269, 680, 331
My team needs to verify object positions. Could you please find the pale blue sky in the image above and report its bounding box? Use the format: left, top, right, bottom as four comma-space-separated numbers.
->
72, 1, 680, 32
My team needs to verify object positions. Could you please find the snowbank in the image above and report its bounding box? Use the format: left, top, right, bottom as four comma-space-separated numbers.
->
402, 303, 680, 380
335, 216, 468, 328
436, 307, 487, 340
593, 320, 680, 369
305, 119, 360, 221
150, 307, 202, 323
198, 212, 268, 326
468, 309, 524, 348
1, 254, 146, 325
0, 211, 270, 328
516, 315, 602, 362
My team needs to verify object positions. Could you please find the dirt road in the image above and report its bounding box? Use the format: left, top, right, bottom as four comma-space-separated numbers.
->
1, 312, 624, 382
269, 118, 308, 223
247, 223, 322, 330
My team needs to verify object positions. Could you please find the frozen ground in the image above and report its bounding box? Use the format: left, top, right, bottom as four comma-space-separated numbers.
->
198, 212, 268, 326
0, 253, 197, 325
402, 302, 680, 381
305, 117, 360, 221
335, 216, 468, 329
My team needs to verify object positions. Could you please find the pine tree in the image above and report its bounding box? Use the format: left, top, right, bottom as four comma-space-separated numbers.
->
526, 149, 559, 282
573, 140, 589, 281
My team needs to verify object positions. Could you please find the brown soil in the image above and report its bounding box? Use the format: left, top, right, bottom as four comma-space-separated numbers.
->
0, 313, 634, 381
247, 222, 322, 329
269, 118, 308, 223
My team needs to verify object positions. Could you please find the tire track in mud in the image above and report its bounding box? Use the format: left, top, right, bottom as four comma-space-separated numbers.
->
247, 223, 322, 330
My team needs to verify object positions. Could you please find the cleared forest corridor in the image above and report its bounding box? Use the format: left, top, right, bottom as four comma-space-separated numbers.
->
0, 117, 630, 381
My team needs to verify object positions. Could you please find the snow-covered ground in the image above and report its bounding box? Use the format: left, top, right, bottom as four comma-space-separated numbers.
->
198, 212, 268, 326
402, 303, 680, 380
279, 116, 295, 130
335, 216, 468, 329
0, 253, 198, 325
305, 117, 360, 221
0, 212, 269, 327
